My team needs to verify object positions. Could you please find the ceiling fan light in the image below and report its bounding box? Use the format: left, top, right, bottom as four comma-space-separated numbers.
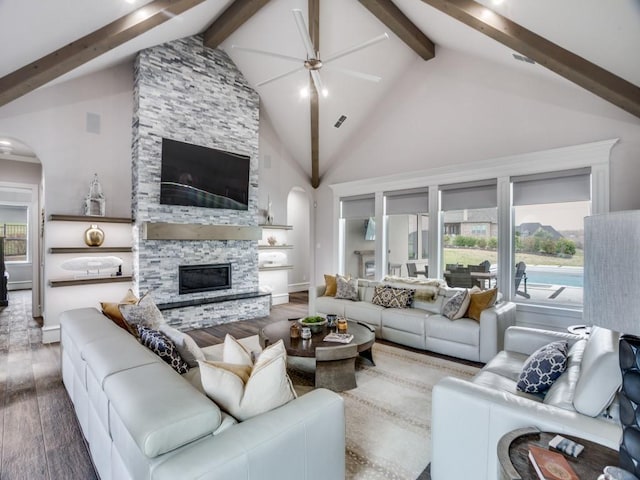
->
322, 88, 329, 98
300, 87, 309, 98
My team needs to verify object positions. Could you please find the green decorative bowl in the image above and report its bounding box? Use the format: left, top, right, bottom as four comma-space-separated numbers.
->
298, 317, 328, 334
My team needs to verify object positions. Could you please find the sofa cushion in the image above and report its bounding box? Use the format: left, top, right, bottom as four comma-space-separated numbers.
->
335, 274, 358, 301
466, 288, 497, 322
382, 308, 428, 336
199, 339, 297, 421
472, 371, 543, 403
344, 302, 384, 330
138, 326, 189, 374
371, 285, 415, 308
159, 324, 205, 368
382, 276, 443, 303
426, 315, 480, 347
442, 289, 471, 320
482, 350, 530, 382
544, 339, 588, 411
573, 326, 621, 417
516, 341, 568, 394
104, 362, 222, 458
316, 296, 350, 316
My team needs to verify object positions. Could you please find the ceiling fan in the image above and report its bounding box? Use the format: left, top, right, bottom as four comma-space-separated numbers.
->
231, 9, 388, 97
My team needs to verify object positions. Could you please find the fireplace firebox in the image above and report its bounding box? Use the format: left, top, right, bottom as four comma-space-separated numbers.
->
179, 263, 231, 295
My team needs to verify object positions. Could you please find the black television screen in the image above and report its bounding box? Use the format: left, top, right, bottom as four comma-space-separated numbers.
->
160, 138, 250, 210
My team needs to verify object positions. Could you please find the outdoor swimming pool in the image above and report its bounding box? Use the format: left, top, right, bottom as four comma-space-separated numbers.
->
525, 267, 584, 287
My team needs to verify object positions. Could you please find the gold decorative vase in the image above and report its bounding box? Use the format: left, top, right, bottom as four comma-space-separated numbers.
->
84, 224, 105, 247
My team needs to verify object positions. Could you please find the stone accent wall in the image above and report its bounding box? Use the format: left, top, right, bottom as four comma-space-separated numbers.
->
132, 35, 268, 328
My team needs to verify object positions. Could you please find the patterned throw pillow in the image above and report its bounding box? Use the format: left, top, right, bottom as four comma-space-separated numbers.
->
335, 274, 358, 301
119, 292, 166, 336
137, 325, 189, 374
517, 341, 569, 394
371, 285, 415, 308
442, 289, 471, 320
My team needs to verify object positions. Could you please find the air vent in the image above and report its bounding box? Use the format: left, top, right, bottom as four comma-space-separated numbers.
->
334, 115, 347, 128
512, 53, 535, 65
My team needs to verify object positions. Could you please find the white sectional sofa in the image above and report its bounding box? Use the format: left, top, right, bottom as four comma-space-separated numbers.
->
60, 307, 345, 480
431, 326, 623, 480
316, 278, 516, 363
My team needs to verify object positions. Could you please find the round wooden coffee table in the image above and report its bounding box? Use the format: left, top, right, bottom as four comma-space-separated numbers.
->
260, 319, 375, 391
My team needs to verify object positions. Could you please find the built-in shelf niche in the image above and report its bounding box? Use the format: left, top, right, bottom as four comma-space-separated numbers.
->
49, 275, 133, 288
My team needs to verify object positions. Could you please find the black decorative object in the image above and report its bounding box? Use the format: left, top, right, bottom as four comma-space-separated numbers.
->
0, 238, 7, 307
619, 334, 640, 477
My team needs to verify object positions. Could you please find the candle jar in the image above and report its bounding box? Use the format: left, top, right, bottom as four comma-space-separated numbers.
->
337, 318, 348, 334
290, 322, 300, 339
301, 327, 312, 339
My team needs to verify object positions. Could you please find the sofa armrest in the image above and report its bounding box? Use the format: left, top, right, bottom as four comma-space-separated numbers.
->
431, 376, 621, 480
152, 388, 345, 480
504, 326, 581, 356
478, 302, 517, 363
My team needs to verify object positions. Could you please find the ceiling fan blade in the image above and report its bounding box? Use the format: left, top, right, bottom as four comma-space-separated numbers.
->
324, 65, 382, 83
292, 9, 317, 59
310, 70, 326, 97
255, 66, 305, 87
231, 45, 305, 63
324, 33, 389, 64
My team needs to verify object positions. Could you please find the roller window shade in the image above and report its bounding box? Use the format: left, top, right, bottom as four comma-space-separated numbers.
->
385, 188, 429, 215
440, 180, 497, 211
512, 168, 591, 206
340, 195, 375, 219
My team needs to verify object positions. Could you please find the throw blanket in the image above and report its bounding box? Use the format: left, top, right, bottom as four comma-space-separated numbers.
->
382, 276, 445, 303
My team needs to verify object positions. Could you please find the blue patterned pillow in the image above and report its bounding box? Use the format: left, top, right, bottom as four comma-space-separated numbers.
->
137, 325, 189, 374
517, 341, 568, 394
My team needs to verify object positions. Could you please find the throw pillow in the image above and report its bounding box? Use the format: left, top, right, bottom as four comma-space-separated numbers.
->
101, 289, 139, 333
335, 274, 358, 301
466, 288, 498, 322
199, 338, 297, 421
222, 333, 254, 366
159, 324, 205, 368
442, 289, 471, 320
324, 274, 338, 297
516, 341, 569, 394
119, 292, 166, 336
137, 325, 189, 374
371, 285, 415, 308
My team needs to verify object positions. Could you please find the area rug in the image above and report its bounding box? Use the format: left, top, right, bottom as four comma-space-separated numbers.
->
287, 343, 480, 480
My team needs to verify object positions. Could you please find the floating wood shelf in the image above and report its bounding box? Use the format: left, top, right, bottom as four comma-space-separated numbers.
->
49, 214, 133, 223
49, 247, 132, 254
49, 275, 133, 288
258, 245, 293, 250
144, 223, 262, 241
259, 265, 294, 271
259, 224, 293, 230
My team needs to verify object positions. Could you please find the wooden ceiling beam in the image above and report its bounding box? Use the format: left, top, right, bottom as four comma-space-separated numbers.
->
358, 0, 435, 61
309, 0, 320, 188
0, 0, 207, 108
418, 0, 640, 119
203, 0, 271, 49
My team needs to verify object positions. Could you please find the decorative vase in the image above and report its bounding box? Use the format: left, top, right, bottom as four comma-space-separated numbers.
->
84, 224, 105, 247
84, 173, 106, 216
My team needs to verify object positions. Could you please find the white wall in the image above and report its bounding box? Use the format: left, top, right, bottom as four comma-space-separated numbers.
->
0, 62, 134, 337
314, 47, 640, 285
286, 188, 310, 292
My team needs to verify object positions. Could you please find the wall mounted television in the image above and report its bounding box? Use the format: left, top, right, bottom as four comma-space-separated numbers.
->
160, 138, 250, 210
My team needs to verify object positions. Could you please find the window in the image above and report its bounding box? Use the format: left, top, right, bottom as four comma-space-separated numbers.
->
0, 205, 29, 263
340, 195, 375, 278
512, 168, 591, 307
384, 189, 429, 277
440, 180, 498, 283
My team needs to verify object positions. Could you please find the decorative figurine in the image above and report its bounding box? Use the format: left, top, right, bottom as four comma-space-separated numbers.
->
84, 173, 105, 216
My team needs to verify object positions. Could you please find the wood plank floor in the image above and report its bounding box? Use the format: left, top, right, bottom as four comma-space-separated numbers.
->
0, 290, 434, 480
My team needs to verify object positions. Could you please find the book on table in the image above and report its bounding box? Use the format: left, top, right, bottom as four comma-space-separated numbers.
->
323, 333, 354, 343
528, 444, 579, 480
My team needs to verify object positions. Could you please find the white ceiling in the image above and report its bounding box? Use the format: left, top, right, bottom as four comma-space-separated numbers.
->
1, 0, 639, 175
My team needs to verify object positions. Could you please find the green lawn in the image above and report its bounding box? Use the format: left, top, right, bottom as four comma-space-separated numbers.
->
444, 248, 584, 268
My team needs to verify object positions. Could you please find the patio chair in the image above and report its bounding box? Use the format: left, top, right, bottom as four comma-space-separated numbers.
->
515, 261, 530, 298
406, 263, 427, 278
444, 270, 474, 288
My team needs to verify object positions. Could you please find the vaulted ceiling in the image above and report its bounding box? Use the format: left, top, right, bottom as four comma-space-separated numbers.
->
1, 0, 639, 187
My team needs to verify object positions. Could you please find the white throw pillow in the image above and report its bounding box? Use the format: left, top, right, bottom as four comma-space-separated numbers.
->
442, 289, 471, 320
199, 337, 297, 421
159, 324, 205, 368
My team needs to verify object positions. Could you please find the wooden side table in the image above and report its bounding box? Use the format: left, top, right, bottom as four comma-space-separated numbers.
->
498, 427, 618, 480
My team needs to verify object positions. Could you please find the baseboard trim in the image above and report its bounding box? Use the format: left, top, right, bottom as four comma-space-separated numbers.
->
272, 292, 289, 306
42, 325, 60, 344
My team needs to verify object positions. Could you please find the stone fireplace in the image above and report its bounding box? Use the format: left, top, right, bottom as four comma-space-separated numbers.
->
131, 35, 269, 329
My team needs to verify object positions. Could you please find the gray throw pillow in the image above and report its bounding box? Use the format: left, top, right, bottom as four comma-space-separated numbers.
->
119, 292, 166, 335
335, 274, 358, 301
159, 324, 205, 368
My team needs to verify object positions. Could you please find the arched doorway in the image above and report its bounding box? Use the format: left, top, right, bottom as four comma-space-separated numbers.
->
0, 136, 43, 317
